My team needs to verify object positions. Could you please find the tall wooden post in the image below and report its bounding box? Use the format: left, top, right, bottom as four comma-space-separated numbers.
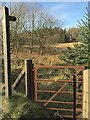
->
83, 69, 90, 119
2, 6, 12, 98
25, 59, 35, 101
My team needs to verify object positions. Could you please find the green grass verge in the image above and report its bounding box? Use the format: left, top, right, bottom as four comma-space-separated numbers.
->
1, 92, 51, 119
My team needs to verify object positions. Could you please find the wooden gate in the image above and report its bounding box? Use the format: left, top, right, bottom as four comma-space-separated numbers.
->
34, 65, 84, 119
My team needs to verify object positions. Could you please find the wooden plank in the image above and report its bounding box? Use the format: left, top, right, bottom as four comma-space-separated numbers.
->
2, 6, 12, 98
25, 59, 35, 101
12, 69, 25, 90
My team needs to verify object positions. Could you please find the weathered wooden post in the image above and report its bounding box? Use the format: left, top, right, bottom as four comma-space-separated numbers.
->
2, 6, 11, 98
25, 59, 35, 101
83, 69, 90, 119
2, 6, 16, 98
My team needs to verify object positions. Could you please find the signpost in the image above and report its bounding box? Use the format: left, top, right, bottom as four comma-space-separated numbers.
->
2, 6, 16, 98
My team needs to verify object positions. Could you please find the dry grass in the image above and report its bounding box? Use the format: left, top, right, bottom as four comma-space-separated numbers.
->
11, 52, 64, 66
51, 42, 80, 49
33, 55, 65, 65
11, 42, 78, 67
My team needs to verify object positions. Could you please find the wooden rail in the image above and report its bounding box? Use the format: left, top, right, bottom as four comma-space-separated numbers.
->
12, 69, 25, 90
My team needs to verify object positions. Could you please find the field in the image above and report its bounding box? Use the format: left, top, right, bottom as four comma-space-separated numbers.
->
10, 42, 79, 82
51, 42, 80, 49
11, 42, 79, 66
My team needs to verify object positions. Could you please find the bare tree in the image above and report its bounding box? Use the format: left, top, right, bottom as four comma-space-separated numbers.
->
3, 2, 62, 55
9, 3, 28, 54
37, 9, 59, 54
26, 3, 42, 53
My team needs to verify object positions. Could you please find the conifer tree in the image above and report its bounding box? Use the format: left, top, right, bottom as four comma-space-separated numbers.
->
61, 3, 90, 66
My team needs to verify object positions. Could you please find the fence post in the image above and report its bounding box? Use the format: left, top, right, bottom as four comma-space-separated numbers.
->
25, 59, 35, 102
83, 69, 90, 119
73, 75, 76, 120
2, 6, 12, 98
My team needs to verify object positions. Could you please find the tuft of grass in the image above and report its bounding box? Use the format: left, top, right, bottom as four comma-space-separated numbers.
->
1, 92, 51, 119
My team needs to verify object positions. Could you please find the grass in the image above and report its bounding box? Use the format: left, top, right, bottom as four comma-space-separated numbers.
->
50, 42, 80, 49
10, 42, 79, 68
1, 92, 51, 119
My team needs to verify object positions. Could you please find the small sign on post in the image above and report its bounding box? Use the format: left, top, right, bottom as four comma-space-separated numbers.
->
9, 16, 16, 21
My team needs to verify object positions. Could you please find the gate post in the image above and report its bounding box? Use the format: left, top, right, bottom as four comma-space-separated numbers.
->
73, 75, 76, 120
25, 59, 35, 102
83, 69, 90, 119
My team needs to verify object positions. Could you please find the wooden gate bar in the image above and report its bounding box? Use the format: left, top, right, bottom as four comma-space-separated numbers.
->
12, 69, 25, 90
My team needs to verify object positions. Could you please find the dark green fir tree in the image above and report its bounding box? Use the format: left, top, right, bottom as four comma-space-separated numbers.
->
60, 2, 90, 66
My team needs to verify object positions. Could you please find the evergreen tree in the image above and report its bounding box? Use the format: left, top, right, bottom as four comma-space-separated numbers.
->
60, 4, 90, 66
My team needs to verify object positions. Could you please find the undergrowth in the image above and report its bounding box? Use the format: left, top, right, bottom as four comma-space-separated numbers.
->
1, 92, 51, 119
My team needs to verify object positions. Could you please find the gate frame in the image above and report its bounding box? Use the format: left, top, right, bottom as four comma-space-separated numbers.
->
34, 65, 84, 119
